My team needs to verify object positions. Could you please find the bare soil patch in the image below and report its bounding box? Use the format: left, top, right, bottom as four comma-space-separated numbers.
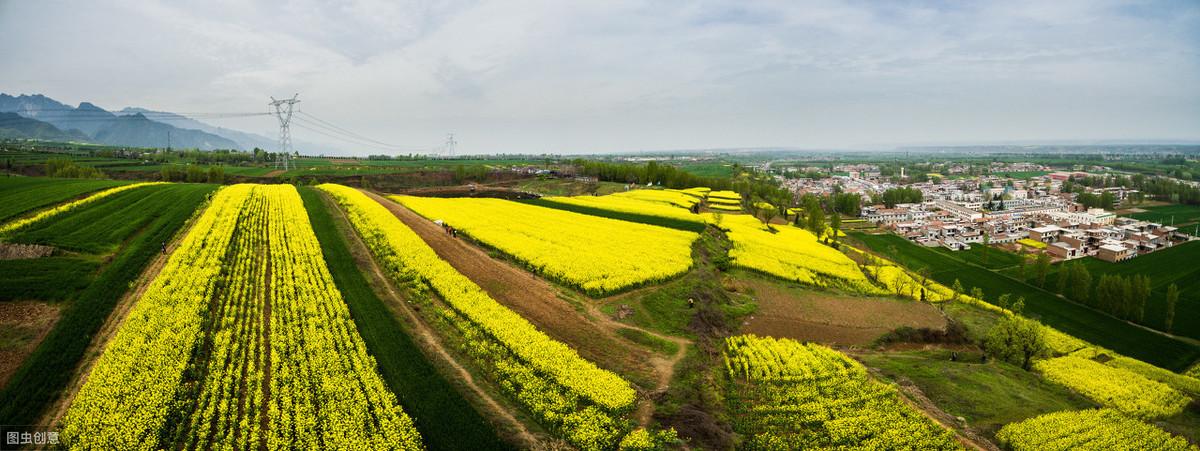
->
0, 243, 55, 260
363, 191, 661, 385
732, 276, 946, 346
0, 302, 61, 389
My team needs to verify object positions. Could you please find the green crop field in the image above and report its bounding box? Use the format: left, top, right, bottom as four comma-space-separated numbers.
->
1072, 241, 1200, 340
1126, 204, 1200, 227
0, 182, 216, 426
0, 177, 129, 222
849, 231, 1200, 371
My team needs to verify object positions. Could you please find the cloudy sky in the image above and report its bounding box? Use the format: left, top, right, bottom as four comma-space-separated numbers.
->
2, 0, 1198, 154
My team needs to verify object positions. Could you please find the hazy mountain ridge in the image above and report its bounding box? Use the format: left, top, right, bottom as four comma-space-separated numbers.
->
0, 112, 90, 142
0, 93, 239, 150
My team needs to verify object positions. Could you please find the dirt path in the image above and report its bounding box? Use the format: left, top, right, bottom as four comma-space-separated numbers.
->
37, 216, 196, 431
363, 191, 663, 385
582, 302, 691, 424
324, 192, 540, 448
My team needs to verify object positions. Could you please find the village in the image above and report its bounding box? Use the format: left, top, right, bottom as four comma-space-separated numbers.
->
774, 162, 1195, 263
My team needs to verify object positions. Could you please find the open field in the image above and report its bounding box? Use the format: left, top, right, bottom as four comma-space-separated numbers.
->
848, 231, 1200, 371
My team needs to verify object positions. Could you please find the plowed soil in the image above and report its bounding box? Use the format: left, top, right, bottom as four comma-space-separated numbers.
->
732, 276, 946, 345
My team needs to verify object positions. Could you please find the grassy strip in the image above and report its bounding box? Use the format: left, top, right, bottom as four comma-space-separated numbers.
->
850, 232, 1200, 371
0, 184, 215, 426
860, 349, 1094, 438
299, 187, 509, 451
616, 327, 679, 356
521, 198, 706, 232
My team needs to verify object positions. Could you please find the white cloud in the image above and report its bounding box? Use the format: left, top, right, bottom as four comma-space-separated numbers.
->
1, 0, 1197, 154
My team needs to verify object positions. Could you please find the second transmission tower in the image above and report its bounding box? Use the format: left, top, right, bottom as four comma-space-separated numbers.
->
269, 94, 300, 171
445, 133, 456, 159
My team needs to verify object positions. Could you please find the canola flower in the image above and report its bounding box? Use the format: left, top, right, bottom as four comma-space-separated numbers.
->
392, 195, 698, 295
996, 409, 1196, 450
63, 184, 422, 450
1034, 355, 1190, 418
707, 203, 741, 211
717, 214, 875, 291
707, 190, 740, 200
318, 184, 636, 413
722, 335, 962, 450
609, 189, 700, 209
0, 182, 163, 235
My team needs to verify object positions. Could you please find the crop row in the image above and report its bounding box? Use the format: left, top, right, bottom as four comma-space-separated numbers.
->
996, 409, 1195, 450
62, 184, 421, 450
318, 184, 636, 449
393, 195, 698, 296
722, 335, 962, 450
0, 182, 162, 235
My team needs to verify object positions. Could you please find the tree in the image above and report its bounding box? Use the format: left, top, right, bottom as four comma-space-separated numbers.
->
971, 287, 985, 302
829, 214, 841, 245
984, 316, 1048, 370
1055, 264, 1070, 294
804, 197, 825, 235
1165, 283, 1179, 333
1071, 264, 1092, 304
1017, 255, 1028, 280
1012, 296, 1026, 314
997, 293, 1011, 310
1035, 253, 1051, 287
951, 279, 964, 302
982, 232, 991, 265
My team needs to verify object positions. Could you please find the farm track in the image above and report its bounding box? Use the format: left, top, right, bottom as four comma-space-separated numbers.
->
364, 191, 662, 383
36, 204, 202, 433
324, 191, 539, 448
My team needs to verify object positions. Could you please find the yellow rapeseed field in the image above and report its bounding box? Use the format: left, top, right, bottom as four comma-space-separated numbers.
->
62, 184, 421, 450
392, 195, 699, 295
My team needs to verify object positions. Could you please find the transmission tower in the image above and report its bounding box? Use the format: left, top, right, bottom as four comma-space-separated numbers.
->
444, 133, 457, 158
269, 94, 300, 171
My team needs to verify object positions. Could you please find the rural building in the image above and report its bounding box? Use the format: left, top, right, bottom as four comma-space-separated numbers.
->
1097, 243, 1135, 262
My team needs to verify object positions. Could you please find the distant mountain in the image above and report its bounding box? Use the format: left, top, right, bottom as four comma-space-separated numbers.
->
91, 113, 239, 149
119, 107, 278, 151
0, 112, 90, 141
0, 93, 238, 150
